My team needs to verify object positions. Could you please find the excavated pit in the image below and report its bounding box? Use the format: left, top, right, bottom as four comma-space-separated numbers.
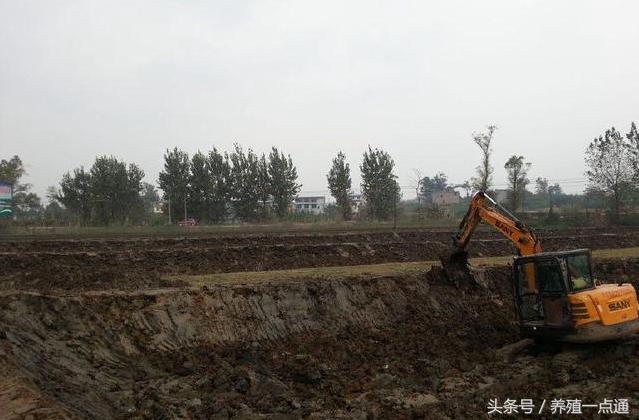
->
2, 260, 639, 419
3, 229, 639, 418
0, 266, 517, 419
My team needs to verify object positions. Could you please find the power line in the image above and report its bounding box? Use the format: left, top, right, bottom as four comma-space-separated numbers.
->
297, 177, 592, 197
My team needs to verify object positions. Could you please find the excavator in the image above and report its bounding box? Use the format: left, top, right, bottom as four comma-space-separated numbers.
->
446, 191, 639, 343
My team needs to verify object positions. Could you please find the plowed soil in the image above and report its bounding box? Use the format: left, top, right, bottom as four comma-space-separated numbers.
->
3, 227, 639, 291
1, 228, 639, 419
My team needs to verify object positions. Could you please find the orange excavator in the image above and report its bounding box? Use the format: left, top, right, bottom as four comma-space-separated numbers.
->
447, 191, 639, 343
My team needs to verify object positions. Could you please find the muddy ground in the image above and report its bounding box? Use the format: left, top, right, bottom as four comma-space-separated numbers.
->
1, 228, 639, 419
3, 227, 639, 291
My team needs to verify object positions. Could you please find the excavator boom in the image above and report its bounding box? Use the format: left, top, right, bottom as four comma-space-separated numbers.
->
452, 191, 541, 256
444, 191, 540, 291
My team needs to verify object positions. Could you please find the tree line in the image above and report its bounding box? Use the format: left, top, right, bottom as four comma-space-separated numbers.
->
0, 144, 403, 226
2, 122, 638, 226
414, 125, 537, 213
584, 123, 639, 222
445, 122, 639, 222
157, 144, 402, 224
44, 145, 301, 225
56, 156, 158, 225
326, 147, 401, 221
158, 145, 301, 223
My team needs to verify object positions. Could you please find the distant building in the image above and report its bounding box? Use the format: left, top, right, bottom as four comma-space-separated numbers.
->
153, 201, 165, 214
349, 193, 364, 214
430, 190, 461, 206
493, 189, 509, 205
294, 196, 326, 214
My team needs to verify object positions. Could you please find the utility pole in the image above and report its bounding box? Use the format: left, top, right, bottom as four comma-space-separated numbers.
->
412, 169, 423, 222
184, 195, 187, 222
393, 191, 397, 231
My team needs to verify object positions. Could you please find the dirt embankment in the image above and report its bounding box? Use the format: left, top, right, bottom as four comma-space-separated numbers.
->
0, 265, 514, 419
2, 259, 639, 419
3, 228, 639, 291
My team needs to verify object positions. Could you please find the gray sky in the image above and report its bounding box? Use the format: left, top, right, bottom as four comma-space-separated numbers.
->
1, 0, 639, 200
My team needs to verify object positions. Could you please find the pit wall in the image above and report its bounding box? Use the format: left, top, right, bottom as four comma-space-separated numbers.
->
2, 258, 637, 419
0, 266, 515, 418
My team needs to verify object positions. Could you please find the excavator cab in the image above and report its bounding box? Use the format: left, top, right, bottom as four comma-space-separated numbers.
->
514, 250, 591, 335
514, 249, 639, 342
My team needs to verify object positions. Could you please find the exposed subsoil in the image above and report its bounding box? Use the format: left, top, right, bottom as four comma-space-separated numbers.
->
1, 229, 639, 419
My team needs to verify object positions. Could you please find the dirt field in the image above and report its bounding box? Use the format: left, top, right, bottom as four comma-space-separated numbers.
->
1, 227, 639, 419
3, 226, 639, 291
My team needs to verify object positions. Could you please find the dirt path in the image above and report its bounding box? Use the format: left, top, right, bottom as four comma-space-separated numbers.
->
165, 247, 639, 287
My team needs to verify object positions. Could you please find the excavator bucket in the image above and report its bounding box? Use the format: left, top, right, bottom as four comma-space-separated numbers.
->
440, 250, 474, 286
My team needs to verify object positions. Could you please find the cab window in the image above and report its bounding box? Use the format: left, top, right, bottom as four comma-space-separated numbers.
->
517, 262, 535, 294
565, 254, 594, 291
536, 259, 564, 293
516, 261, 539, 320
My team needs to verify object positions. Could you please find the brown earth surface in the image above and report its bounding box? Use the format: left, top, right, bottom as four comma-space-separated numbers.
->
1, 228, 639, 419
3, 227, 639, 291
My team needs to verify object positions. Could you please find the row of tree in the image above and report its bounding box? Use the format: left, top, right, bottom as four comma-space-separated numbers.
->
414, 126, 531, 211
326, 147, 401, 221
4, 121, 637, 226
159, 144, 402, 224
462, 122, 639, 221
57, 156, 158, 225
158, 145, 301, 223
1, 145, 402, 226
585, 123, 639, 221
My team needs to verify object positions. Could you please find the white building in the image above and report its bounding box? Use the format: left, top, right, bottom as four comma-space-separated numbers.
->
294, 196, 326, 214
350, 193, 364, 214
152, 201, 165, 214
493, 189, 510, 205
430, 190, 461, 206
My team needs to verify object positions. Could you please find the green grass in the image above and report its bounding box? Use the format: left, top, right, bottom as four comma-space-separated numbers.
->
590, 247, 639, 259
172, 261, 441, 286
0, 219, 461, 240
164, 258, 496, 287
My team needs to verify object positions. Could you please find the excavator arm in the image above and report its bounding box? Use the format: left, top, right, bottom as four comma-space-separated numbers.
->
452, 191, 542, 256
443, 191, 542, 290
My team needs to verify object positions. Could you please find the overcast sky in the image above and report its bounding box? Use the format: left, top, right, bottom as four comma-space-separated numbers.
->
1, 0, 638, 200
